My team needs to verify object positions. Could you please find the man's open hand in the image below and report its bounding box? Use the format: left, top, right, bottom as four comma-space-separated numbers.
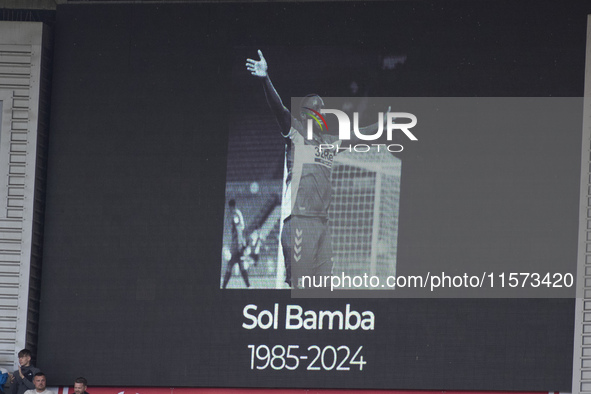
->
246, 50, 268, 78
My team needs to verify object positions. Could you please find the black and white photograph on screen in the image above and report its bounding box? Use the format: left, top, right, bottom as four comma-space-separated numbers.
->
220, 48, 406, 290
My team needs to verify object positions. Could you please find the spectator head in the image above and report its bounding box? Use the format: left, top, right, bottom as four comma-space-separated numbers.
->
74, 377, 87, 394
33, 372, 46, 392
17, 349, 32, 367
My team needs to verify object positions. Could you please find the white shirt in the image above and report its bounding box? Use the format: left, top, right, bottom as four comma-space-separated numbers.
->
24, 389, 55, 394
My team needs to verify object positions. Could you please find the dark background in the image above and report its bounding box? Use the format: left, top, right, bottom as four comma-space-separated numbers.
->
36, 1, 590, 391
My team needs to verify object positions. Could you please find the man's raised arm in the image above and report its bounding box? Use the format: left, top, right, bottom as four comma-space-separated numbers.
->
246, 50, 292, 136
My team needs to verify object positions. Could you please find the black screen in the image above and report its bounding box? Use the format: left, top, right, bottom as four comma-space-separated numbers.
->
37, 1, 589, 391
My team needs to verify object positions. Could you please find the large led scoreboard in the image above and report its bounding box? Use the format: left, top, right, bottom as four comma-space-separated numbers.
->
36, 1, 591, 392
